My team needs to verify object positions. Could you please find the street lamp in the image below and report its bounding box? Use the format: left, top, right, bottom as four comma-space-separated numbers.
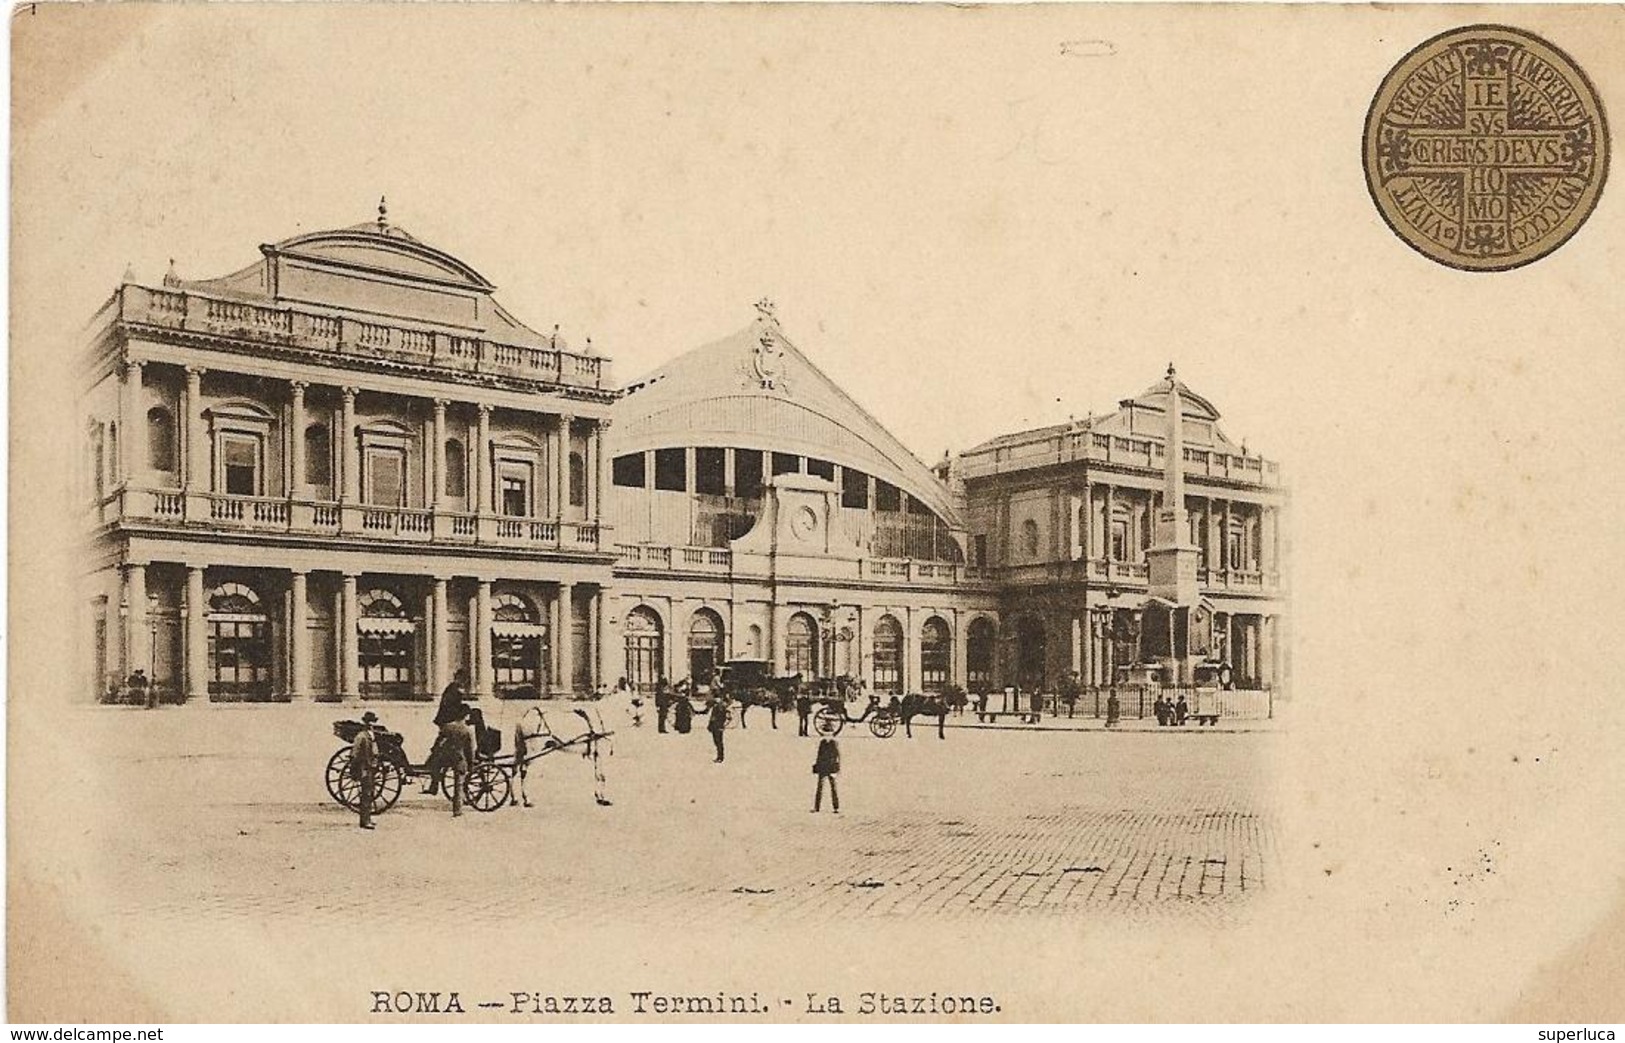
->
147, 592, 160, 706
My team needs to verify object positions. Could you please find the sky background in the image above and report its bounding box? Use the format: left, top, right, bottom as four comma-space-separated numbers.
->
11, 3, 1625, 1020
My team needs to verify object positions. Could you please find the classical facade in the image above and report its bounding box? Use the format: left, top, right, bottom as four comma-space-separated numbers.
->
604, 305, 998, 696
79, 213, 1286, 705
953, 372, 1288, 693
80, 210, 617, 703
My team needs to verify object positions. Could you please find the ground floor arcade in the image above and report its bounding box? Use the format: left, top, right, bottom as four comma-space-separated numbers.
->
88, 549, 616, 703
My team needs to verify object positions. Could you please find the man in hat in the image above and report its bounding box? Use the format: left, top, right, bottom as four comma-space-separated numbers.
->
425, 668, 470, 795
440, 707, 479, 817
351, 711, 380, 830
706, 694, 729, 763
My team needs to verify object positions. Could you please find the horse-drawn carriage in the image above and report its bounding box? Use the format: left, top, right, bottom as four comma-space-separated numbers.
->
325, 704, 614, 816
812, 690, 951, 739
325, 710, 511, 814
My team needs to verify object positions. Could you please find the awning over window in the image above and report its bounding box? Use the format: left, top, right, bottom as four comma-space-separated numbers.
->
491, 621, 549, 637
357, 618, 417, 634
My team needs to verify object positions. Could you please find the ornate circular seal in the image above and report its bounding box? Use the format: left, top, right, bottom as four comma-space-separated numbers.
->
1363, 25, 1608, 271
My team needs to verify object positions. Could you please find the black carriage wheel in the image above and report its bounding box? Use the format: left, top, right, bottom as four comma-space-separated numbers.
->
814, 705, 845, 737
869, 713, 898, 739
373, 760, 405, 813
466, 763, 512, 813
331, 749, 370, 811
325, 747, 352, 805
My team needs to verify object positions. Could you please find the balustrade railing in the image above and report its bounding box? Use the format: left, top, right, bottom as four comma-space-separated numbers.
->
116, 488, 615, 553
118, 284, 610, 390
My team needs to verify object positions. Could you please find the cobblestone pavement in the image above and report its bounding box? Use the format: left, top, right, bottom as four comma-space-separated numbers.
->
74, 701, 1279, 938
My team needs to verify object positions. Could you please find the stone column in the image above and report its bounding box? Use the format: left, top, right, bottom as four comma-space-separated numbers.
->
122, 360, 145, 485
288, 570, 308, 700
853, 604, 870, 686
339, 387, 359, 503
185, 564, 208, 702
474, 579, 493, 699
184, 367, 207, 490
431, 399, 448, 509
547, 588, 563, 694
1220, 500, 1232, 572
475, 404, 493, 515
589, 586, 607, 691
585, 422, 601, 519
288, 381, 308, 498
1070, 613, 1083, 679
554, 415, 573, 518
431, 577, 450, 694
724, 447, 736, 497
557, 582, 575, 693
772, 602, 791, 675
122, 563, 149, 683
1103, 485, 1115, 563
904, 605, 920, 693
952, 610, 968, 689
340, 573, 359, 700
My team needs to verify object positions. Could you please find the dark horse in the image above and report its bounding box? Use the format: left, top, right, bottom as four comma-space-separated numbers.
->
899, 693, 949, 739
732, 677, 796, 729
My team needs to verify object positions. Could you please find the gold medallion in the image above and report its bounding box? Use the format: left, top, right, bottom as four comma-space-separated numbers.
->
1364, 25, 1608, 271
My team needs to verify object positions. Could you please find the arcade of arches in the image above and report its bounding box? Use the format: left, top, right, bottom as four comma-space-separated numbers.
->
93, 562, 615, 702
616, 602, 996, 696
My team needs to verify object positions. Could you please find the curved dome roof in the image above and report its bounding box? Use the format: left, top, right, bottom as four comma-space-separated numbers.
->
171, 214, 568, 350
612, 313, 963, 528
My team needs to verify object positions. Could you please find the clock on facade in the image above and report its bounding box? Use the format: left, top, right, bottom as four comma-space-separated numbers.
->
791, 505, 819, 541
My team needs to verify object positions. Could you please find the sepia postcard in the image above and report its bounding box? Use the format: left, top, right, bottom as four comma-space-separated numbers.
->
8, 2, 1624, 1025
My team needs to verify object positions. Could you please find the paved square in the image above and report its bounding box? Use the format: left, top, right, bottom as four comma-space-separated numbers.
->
77, 702, 1280, 936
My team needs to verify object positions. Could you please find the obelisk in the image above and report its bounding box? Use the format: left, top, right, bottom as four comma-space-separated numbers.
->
1147, 365, 1201, 679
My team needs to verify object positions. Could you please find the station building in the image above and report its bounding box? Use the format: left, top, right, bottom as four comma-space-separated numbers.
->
79, 213, 1286, 704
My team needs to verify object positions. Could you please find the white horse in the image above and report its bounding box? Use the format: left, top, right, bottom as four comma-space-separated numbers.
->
510, 704, 614, 808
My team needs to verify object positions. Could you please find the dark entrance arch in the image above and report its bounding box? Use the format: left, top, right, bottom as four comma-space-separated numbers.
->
1013, 615, 1047, 692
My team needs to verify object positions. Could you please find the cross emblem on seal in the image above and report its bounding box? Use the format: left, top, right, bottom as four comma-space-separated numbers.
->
1363, 25, 1608, 271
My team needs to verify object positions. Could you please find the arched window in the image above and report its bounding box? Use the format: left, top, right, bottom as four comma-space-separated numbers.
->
493, 592, 546, 699
920, 617, 952, 692
207, 582, 271, 702
872, 615, 903, 694
1021, 518, 1040, 559
147, 407, 176, 472
786, 612, 819, 679
624, 607, 664, 693
444, 438, 466, 498
569, 452, 586, 507
746, 624, 763, 658
688, 608, 725, 686
967, 617, 996, 692
357, 589, 415, 700
304, 423, 331, 486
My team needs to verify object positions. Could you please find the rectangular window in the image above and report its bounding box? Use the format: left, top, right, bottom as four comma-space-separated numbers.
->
771, 452, 800, 476
841, 466, 868, 509
875, 481, 901, 512
806, 457, 834, 481
1111, 521, 1128, 561
694, 447, 726, 496
365, 447, 405, 507
653, 448, 686, 492
732, 449, 764, 498
498, 460, 533, 517
973, 534, 987, 567
222, 434, 260, 496
612, 453, 646, 489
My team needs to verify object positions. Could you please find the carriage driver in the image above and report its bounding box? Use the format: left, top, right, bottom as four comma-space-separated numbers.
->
423, 668, 470, 796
